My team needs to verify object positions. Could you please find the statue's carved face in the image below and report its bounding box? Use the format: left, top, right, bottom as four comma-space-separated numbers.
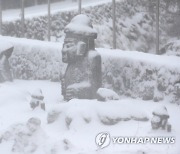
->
62, 38, 77, 63
62, 37, 87, 63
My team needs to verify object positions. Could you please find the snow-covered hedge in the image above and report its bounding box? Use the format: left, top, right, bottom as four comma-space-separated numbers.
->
99, 49, 180, 103
1, 36, 180, 103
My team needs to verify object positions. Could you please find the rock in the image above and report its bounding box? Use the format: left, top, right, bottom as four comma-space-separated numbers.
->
96, 88, 120, 102
26, 117, 41, 133
100, 116, 131, 125
151, 106, 170, 131
131, 116, 149, 122
47, 110, 61, 124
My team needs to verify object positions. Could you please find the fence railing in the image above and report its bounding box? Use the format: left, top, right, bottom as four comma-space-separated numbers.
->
0, 0, 161, 54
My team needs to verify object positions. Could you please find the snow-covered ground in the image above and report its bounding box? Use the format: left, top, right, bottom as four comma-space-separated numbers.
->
2, 0, 113, 21
0, 80, 180, 154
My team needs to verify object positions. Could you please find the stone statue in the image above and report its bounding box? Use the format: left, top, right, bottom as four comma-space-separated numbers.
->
61, 14, 102, 101
0, 42, 14, 82
151, 106, 171, 132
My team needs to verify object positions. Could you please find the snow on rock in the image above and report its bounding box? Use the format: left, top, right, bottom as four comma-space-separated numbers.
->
47, 109, 61, 124
64, 14, 97, 38
0, 118, 43, 153
47, 99, 149, 128
96, 88, 120, 101
0, 116, 74, 154
27, 117, 41, 132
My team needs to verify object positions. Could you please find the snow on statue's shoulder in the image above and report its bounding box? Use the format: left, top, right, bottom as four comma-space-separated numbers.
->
0, 41, 14, 58
64, 14, 97, 38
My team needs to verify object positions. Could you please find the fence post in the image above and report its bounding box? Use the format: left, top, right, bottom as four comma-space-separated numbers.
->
48, 0, 51, 41
112, 0, 116, 49
0, 0, 2, 35
21, 0, 25, 37
156, 0, 160, 54
78, 0, 82, 14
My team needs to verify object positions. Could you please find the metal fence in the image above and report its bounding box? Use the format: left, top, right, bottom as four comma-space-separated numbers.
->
0, 0, 161, 53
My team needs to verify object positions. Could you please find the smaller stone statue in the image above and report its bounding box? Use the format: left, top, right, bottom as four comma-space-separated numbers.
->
151, 106, 171, 132
30, 89, 45, 111
0, 41, 14, 82
61, 14, 102, 101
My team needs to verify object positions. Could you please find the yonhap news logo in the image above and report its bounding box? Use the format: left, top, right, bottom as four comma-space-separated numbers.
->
95, 132, 111, 149
95, 132, 175, 149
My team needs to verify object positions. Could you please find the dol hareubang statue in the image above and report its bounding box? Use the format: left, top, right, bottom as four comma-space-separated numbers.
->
0, 42, 13, 82
61, 14, 102, 101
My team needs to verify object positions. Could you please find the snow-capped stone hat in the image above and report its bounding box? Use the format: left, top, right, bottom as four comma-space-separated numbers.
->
152, 106, 169, 118
64, 14, 97, 40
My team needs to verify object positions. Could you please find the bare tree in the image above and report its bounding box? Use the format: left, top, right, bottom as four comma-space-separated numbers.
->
156, 0, 160, 54
112, 0, 116, 49
21, 0, 25, 37
48, 0, 51, 41
35, 0, 38, 5
78, 0, 81, 14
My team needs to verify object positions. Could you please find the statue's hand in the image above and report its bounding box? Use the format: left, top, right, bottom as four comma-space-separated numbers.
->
66, 87, 79, 101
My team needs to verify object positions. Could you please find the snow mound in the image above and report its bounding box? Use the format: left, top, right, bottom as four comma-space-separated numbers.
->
0, 118, 74, 154
47, 99, 149, 129
96, 88, 120, 101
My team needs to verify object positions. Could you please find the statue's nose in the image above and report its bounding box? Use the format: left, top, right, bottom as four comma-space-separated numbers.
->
62, 48, 67, 54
